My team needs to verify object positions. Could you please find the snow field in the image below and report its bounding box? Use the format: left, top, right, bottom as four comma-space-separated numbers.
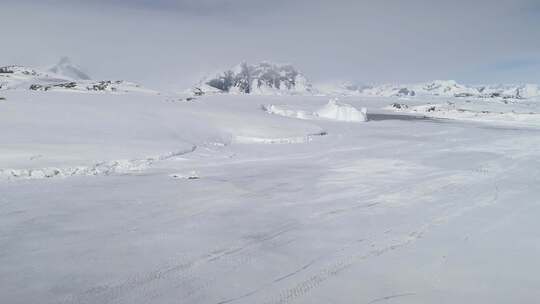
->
1, 89, 540, 304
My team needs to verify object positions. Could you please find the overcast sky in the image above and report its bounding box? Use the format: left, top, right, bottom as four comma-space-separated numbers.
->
1, 0, 540, 89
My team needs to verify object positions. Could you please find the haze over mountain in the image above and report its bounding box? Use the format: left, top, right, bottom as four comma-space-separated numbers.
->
48, 57, 91, 80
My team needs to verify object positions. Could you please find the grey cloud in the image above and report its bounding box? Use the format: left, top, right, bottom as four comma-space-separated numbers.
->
1, 0, 539, 89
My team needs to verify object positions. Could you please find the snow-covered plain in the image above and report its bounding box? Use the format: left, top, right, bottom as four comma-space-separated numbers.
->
1, 88, 540, 304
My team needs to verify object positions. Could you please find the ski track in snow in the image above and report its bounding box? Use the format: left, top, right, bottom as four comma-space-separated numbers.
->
3, 91, 540, 304
60, 222, 298, 304
234, 131, 328, 144
58, 161, 504, 304
262, 184, 500, 304
366, 293, 417, 304
204, 167, 503, 304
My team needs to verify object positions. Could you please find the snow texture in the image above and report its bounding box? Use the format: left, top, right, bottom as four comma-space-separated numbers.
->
2, 74, 540, 304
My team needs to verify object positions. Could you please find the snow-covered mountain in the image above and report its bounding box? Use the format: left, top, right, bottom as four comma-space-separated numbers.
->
0, 60, 155, 94
0, 65, 60, 90
317, 80, 540, 100
475, 84, 540, 99
338, 80, 477, 98
316, 80, 469, 98
360, 83, 418, 97
416, 80, 477, 97
4, 58, 538, 100
48, 57, 91, 80
192, 62, 313, 95
417, 81, 540, 99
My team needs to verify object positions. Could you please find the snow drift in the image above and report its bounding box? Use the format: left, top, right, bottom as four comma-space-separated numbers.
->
263, 99, 367, 122
315, 99, 368, 122
262, 104, 312, 120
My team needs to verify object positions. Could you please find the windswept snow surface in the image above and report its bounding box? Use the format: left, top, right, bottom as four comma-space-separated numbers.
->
2, 90, 540, 304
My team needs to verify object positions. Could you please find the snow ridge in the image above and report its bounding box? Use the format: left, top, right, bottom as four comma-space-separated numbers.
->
263, 99, 367, 123
0, 146, 197, 181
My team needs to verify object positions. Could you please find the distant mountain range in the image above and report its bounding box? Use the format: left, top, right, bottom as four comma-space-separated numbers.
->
2, 59, 539, 100
191, 61, 540, 100
319, 80, 540, 99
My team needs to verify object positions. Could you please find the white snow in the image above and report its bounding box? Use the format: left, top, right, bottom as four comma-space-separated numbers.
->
262, 104, 314, 120
263, 99, 367, 122
2, 87, 540, 304
315, 99, 368, 122
387, 100, 540, 127
516, 84, 540, 98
